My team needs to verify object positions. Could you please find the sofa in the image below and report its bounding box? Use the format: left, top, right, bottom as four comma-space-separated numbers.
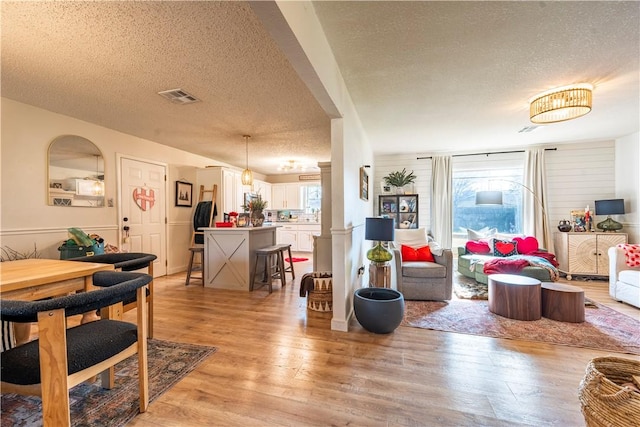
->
457, 248, 557, 284
388, 228, 453, 301
609, 246, 640, 309
457, 235, 559, 285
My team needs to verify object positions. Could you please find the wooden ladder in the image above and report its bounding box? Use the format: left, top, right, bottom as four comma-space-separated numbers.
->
186, 185, 217, 286
190, 184, 217, 246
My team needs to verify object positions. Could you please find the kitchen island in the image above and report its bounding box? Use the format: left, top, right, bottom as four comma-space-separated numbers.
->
201, 226, 278, 290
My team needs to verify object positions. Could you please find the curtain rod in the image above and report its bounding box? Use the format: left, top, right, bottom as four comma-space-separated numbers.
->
416, 147, 557, 160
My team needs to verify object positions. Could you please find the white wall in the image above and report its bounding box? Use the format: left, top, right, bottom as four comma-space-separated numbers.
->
615, 132, 640, 243
374, 139, 639, 247
0, 98, 217, 272
272, 0, 373, 331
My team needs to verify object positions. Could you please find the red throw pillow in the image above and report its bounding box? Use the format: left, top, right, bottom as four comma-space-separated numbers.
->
401, 245, 435, 262
513, 236, 539, 254
466, 240, 491, 254
492, 239, 517, 257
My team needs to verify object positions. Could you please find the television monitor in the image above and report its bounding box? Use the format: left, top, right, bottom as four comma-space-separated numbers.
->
594, 199, 625, 216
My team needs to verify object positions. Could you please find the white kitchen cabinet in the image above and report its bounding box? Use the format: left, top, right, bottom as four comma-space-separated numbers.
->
197, 167, 249, 215
253, 179, 272, 207
271, 184, 301, 210
276, 223, 320, 252
298, 224, 321, 252
553, 232, 627, 280
277, 224, 298, 250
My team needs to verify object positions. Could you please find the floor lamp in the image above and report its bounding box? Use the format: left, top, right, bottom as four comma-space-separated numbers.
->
475, 179, 549, 238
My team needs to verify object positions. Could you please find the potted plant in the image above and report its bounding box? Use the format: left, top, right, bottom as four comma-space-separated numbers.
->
383, 168, 416, 194
242, 196, 268, 227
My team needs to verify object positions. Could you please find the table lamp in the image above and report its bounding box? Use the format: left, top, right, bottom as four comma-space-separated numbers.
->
595, 199, 625, 231
365, 217, 395, 263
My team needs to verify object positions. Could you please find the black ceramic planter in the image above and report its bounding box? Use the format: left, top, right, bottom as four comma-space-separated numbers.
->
353, 288, 405, 334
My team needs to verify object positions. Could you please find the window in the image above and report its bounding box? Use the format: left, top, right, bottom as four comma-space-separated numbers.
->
301, 184, 321, 214
452, 168, 524, 236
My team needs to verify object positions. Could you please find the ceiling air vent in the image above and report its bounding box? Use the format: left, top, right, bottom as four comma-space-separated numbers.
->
157, 88, 200, 105
518, 125, 540, 133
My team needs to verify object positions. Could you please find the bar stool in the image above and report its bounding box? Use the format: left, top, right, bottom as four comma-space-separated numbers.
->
274, 243, 295, 283
251, 246, 285, 293
186, 247, 204, 286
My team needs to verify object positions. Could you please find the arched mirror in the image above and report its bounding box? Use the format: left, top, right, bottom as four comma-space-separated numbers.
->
48, 135, 105, 207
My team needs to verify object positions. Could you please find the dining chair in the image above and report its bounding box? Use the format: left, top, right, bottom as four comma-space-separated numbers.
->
71, 252, 157, 337
0, 271, 152, 426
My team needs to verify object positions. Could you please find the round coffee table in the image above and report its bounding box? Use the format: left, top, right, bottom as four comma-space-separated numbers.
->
541, 282, 585, 323
488, 274, 541, 321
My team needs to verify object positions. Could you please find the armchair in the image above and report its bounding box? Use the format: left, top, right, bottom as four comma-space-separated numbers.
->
388, 228, 453, 300
0, 271, 152, 426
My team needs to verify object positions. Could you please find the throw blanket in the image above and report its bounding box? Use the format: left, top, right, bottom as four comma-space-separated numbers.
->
483, 255, 559, 281
618, 243, 640, 267
300, 273, 315, 297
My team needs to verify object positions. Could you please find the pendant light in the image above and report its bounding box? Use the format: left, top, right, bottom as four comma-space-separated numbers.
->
241, 135, 253, 186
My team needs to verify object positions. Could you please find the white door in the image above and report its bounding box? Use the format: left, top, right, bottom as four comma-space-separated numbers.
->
119, 157, 167, 277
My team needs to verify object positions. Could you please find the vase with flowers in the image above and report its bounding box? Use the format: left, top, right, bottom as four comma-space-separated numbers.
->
242, 196, 268, 227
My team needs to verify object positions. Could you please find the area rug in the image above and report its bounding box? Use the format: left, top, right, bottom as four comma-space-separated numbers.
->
1, 339, 216, 427
286, 257, 309, 263
402, 299, 640, 355
453, 272, 488, 300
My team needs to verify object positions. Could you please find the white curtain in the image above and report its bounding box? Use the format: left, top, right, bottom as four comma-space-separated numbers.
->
431, 156, 452, 249
524, 149, 553, 252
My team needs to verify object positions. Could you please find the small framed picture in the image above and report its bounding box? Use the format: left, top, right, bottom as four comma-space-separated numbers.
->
380, 183, 392, 194
175, 181, 193, 207
360, 167, 369, 201
237, 213, 250, 227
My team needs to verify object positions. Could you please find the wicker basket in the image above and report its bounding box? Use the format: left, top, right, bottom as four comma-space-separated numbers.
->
578, 356, 640, 427
307, 272, 332, 312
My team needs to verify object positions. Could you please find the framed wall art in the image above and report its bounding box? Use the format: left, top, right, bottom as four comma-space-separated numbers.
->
175, 181, 193, 207
360, 167, 369, 201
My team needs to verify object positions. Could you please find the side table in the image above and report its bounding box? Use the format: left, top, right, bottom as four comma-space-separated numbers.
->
541, 282, 585, 323
369, 262, 391, 288
488, 274, 541, 321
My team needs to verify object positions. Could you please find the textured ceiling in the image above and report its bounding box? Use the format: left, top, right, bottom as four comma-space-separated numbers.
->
2, 1, 638, 176
1, 1, 331, 175
312, 0, 640, 154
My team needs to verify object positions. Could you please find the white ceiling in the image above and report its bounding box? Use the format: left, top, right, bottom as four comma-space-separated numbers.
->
2, 1, 638, 176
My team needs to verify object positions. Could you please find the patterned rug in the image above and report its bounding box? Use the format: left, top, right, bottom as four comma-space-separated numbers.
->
1, 339, 216, 426
402, 299, 640, 355
453, 271, 488, 299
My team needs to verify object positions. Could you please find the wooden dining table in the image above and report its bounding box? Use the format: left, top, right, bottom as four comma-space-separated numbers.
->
0, 258, 114, 300
0, 258, 115, 426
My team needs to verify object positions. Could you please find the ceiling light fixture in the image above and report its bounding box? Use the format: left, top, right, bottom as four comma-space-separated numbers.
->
241, 135, 253, 186
529, 83, 593, 124
278, 159, 307, 172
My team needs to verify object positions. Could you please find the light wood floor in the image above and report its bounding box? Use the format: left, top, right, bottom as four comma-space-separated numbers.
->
118, 257, 638, 426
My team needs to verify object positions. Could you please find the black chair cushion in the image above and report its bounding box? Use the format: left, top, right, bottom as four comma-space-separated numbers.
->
92, 271, 150, 306
71, 253, 157, 271
1, 272, 151, 323
0, 319, 137, 385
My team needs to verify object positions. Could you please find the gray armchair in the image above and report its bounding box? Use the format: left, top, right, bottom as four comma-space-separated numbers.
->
389, 243, 453, 300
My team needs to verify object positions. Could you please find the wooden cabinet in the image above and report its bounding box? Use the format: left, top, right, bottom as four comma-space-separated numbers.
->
276, 223, 320, 252
378, 194, 418, 229
196, 167, 249, 215
272, 184, 301, 209
553, 232, 627, 280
